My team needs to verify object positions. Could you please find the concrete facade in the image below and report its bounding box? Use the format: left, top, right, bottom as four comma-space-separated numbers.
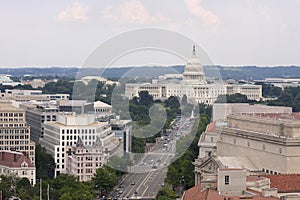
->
217, 113, 300, 174
0, 102, 35, 165
212, 103, 292, 121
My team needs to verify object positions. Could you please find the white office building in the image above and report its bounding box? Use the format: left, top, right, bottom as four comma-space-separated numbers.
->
40, 114, 120, 176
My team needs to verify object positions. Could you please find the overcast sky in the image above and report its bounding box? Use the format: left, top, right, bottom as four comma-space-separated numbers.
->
0, 0, 300, 67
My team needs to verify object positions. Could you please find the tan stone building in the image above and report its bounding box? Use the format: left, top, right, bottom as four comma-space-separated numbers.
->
67, 137, 108, 182
195, 112, 300, 189
217, 113, 300, 174
0, 102, 35, 164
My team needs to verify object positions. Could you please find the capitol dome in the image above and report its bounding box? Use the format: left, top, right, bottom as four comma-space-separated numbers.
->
183, 46, 206, 84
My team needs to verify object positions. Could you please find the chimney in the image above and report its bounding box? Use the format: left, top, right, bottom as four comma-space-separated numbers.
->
13, 153, 17, 162
22, 151, 29, 159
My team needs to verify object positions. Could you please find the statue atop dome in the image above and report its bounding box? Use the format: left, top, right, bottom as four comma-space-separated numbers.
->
182, 45, 206, 84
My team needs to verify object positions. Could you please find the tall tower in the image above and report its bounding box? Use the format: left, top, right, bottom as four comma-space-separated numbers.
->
183, 45, 206, 84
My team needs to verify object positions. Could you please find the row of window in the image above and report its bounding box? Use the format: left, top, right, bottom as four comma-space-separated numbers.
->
0, 129, 29, 134
0, 118, 24, 122
62, 129, 96, 134
262, 168, 280, 175
0, 140, 29, 145
76, 161, 102, 167
0, 123, 25, 127
0, 135, 29, 139
0, 112, 23, 117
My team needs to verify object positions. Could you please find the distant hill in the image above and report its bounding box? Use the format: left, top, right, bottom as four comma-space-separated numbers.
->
1, 66, 300, 80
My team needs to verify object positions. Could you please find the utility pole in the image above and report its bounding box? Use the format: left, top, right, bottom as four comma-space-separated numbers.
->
40, 179, 42, 200
47, 184, 49, 200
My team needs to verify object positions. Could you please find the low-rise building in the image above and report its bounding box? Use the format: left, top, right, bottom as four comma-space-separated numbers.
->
0, 151, 36, 185
183, 168, 285, 200
0, 89, 69, 102
67, 137, 108, 181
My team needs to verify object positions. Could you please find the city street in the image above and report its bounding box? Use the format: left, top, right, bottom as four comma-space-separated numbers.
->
111, 116, 196, 199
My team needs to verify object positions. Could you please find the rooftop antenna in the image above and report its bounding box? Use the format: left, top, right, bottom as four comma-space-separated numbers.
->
192, 45, 196, 56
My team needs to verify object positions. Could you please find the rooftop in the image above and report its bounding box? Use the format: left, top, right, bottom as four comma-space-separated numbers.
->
0, 151, 34, 168
236, 113, 300, 121
183, 185, 279, 200
262, 174, 300, 193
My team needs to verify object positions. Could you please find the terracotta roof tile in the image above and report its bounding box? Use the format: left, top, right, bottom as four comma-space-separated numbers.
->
0, 151, 33, 168
263, 174, 300, 193
206, 121, 216, 133
184, 184, 279, 200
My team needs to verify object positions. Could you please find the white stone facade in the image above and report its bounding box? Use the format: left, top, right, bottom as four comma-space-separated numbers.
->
67, 139, 108, 182
40, 114, 119, 176
125, 48, 262, 104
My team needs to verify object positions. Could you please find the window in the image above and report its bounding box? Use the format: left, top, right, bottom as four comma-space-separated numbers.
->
225, 175, 229, 185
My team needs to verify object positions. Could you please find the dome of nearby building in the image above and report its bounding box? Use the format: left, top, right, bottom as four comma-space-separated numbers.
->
183, 45, 206, 84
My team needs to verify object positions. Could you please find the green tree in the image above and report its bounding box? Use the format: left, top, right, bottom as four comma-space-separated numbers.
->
92, 166, 118, 196
165, 96, 180, 109
35, 144, 55, 179
138, 91, 154, 106
156, 186, 178, 200
0, 175, 14, 199
49, 174, 94, 200
60, 192, 72, 200
216, 93, 249, 103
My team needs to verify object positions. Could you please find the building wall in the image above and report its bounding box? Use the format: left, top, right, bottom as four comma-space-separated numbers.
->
25, 109, 58, 143
0, 103, 35, 164
67, 145, 107, 182
217, 131, 287, 173
0, 165, 36, 185
212, 103, 292, 121
111, 119, 132, 153
217, 169, 247, 196
217, 115, 300, 174
40, 115, 119, 177
125, 82, 262, 105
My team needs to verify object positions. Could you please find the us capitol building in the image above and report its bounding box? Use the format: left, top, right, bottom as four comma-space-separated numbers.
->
125, 46, 262, 104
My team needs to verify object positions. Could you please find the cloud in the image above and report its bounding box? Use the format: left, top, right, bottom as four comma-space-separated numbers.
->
57, 3, 88, 22
184, 0, 220, 26
101, 0, 168, 24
